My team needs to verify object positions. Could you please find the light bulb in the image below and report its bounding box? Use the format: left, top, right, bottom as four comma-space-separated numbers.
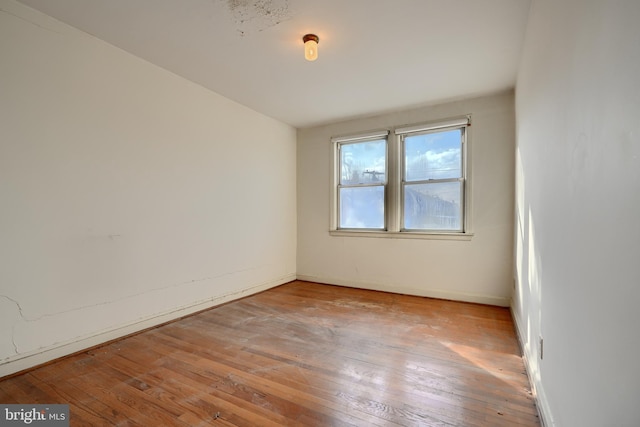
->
303, 34, 319, 61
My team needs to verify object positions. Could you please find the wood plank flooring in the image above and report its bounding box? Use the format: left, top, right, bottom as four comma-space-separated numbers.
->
0, 281, 539, 426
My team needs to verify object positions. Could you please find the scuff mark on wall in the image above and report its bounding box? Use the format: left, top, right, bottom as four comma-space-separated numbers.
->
220, 0, 292, 36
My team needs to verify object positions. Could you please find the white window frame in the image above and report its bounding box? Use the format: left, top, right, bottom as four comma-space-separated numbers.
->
330, 116, 473, 240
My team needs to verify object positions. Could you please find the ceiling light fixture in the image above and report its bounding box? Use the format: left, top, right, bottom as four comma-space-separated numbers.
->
303, 34, 319, 61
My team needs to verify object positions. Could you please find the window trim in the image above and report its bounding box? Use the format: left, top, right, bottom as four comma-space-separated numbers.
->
330, 116, 473, 240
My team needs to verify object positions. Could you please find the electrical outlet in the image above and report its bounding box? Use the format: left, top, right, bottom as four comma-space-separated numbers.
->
539, 336, 544, 360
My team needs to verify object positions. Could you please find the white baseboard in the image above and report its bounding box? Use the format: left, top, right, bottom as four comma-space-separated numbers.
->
0, 274, 295, 378
510, 304, 554, 427
296, 274, 510, 307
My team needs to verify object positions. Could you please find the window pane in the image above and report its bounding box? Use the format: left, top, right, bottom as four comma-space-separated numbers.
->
404, 182, 462, 230
339, 186, 384, 229
340, 139, 386, 185
405, 129, 461, 181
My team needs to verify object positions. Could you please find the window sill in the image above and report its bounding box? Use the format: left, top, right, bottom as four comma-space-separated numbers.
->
329, 230, 474, 241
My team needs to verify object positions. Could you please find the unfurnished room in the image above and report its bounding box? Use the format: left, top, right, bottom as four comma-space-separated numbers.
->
1, 0, 639, 426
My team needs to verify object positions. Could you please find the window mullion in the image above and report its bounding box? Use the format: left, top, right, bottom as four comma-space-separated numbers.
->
387, 134, 401, 232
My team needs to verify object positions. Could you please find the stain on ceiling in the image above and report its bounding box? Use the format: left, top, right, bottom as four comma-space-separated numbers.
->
223, 0, 293, 35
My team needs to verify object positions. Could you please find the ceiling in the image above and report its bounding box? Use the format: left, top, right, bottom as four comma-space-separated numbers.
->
16, 0, 531, 128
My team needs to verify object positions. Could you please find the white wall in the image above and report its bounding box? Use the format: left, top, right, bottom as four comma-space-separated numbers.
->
297, 92, 515, 306
0, 0, 296, 376
513, 0, 640, 425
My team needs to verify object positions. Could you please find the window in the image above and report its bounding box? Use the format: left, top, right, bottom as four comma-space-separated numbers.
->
401, 127, 464, 232
331, 117, 471, 238
334, 131, 389, 230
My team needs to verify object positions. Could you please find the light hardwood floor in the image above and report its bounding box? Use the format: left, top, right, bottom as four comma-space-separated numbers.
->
0, 281, 539, 426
